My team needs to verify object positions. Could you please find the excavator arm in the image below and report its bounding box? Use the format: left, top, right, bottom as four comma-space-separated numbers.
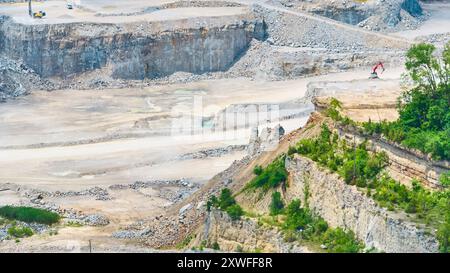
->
372, 62, 385, 74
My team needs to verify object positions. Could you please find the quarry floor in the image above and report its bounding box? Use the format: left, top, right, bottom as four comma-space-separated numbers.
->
0, 68, 404, 252
0, 0, 447, 253
0, 0, 249, 24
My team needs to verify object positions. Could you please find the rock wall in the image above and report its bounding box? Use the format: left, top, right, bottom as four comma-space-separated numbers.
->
251, 4, 410, 50
0, 14, 264, 79
195, 209, 309, 252
285, 155, 439, 253
337, 126, 449, 190
310, 5, 370, 25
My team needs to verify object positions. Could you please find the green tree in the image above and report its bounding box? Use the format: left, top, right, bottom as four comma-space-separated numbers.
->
283, 199, 313, 231
405, 43, 441, 91
226, 204, 244, 221
218, 188, 235, 209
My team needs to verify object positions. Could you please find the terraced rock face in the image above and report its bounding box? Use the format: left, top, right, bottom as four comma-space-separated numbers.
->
0, 14, 264, 79
285, 155, 439, 253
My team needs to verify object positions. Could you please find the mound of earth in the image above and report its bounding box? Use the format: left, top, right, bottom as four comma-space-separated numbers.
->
0, 56, 54, 102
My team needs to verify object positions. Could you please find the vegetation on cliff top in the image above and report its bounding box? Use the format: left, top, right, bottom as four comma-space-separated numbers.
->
362, 43, 450, 161
291, 125, 450, 252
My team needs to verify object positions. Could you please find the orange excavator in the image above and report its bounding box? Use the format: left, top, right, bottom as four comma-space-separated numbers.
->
370, 62, 385, 79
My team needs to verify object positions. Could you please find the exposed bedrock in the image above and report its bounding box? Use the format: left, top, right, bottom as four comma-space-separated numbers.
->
275, 0, 423, 31
309, 5, 370, 25
285, 155, 439, 253
195, 209, 309, 252
251, 4, 410, 50
0, 14, 265, 79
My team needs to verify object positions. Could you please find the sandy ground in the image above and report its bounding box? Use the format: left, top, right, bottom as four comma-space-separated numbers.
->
0, 65, 404, 251
313, 78, 404, 122
0, 68, 404, 188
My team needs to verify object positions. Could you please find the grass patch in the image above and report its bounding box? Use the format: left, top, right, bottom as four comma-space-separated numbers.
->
176, 234, 193, 249
0, 206, 60, 225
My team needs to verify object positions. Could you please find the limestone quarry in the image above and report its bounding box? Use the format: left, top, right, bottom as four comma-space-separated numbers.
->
0, 0, 449, 253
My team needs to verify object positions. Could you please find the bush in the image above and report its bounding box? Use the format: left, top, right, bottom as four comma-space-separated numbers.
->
440, 172, 450, 188
269, 192, 284, 216
282, 199, 362, 253
211, 242, 220, 251
218, 188, 235, 209
320, 228, 362, 253
246, 156, 288, 191
437, 212, 450, 253
283, 199, 313, 231
7, 225, 33, 238
208, 188, 244, 221
226, 204, 244, 221
0, 206, 60, 225
292, 125, 450, 251
253, 165, 263, 175
296, 126, 388, 187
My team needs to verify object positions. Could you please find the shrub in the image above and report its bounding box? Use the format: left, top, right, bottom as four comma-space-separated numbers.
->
226, 204, 244, 221
282, 199, 362, 253
297, 126, 388, 187
211, 242, 220, 250
208, 188, 244, 221
440, 172, 450, 188
0, 206, 60, 225
253, 165, 263, 175
269, 192, 284, 216
246, 156, 288, 191
283, 199, 312, 231
437, 212, 450, 253
218, 188, 235, 209
7, 225, 33, 238
320, 228, 362, 253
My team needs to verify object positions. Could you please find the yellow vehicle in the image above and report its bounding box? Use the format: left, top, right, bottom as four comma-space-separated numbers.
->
28, 0, 46, 19
32, 11, 46, 19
